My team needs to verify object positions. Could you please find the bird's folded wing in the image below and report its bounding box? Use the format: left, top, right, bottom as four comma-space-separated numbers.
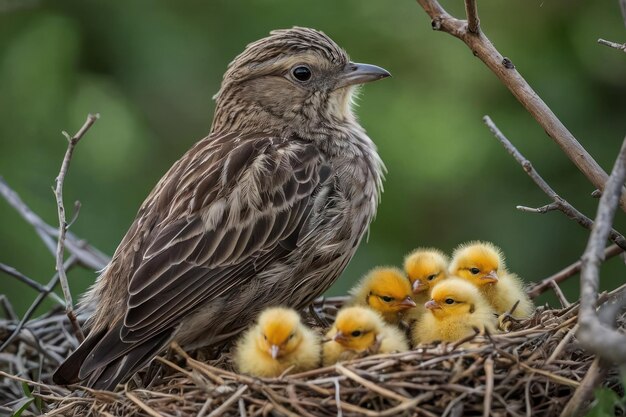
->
118, 132, 327, 343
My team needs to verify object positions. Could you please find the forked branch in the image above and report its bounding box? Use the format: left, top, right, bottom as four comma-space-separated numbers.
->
577, 137, 626, 364
414, 0, 626, 211
483, 116, 626, 251
53, 113, 99, 342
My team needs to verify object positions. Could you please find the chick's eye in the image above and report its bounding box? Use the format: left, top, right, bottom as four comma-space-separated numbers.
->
381, 296, 393, 303
351, 330, 362, 337
427, 274, 437, 281
470, 267, 480, 275
292, 66, 312, 82
445, 298, 455, 304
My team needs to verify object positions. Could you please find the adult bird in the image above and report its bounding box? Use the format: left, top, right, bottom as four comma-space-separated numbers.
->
53, 27, 389, 390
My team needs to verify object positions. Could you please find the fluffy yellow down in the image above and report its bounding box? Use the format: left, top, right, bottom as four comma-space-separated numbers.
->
449, 241, 534, 319
234, 307, 320, 377
348, 266, 416, 324
323, 306, 409, 366
412, 278, 497, 345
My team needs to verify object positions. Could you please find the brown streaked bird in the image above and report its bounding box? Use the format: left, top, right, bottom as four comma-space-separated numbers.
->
53, 27, 389, 390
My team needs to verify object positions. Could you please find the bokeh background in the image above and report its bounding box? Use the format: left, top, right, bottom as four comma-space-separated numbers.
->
1, 0, 625, 317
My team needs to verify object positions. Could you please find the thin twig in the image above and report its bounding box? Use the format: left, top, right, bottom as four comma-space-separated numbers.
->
598, 38, 626, 52
53, 113, 98, 343
483, 356, 494, 417
559, 358, 606, 417
414, 0, 626, 211
0, 263, 65, 305
550, 281, 571, 308
464, 0, 479, 34
0, 255, 77, 352
483, 116, 626, 250
527, 244, 623, 298
0, 177, 109, 270
577, 137, 626, 363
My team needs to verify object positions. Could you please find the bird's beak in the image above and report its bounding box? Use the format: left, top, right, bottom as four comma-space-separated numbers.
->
398, 296, 417, 309
333, 331, 348, 343
269, 345, 280, 359
336, 62, 391, 89
482, 270, 499, 283
425, 300, 441, 310
412, 280, 428, 294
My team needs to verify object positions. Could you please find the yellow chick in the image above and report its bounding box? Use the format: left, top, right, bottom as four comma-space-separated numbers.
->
348, 267, 417, 324
412, 278, 497, 345
449, 241, 534, 319
323, 306, 409, 366
234, 307, 320, 377
403, 248, 449, 303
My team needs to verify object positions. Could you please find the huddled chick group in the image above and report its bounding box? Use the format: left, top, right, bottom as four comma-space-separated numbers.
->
233, 241, 534, 377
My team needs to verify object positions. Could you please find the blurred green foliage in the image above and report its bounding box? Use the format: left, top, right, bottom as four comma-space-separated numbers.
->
1, 0, 625, 317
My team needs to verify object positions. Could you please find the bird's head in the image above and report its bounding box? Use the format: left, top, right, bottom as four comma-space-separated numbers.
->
425, 278, 482, 319
403, 248, 449, 295
256, 307, 303, 359
212, 27, 390, 135
331, 307, 382, 351
363, 267, 417, 314
449, 241, 505, 287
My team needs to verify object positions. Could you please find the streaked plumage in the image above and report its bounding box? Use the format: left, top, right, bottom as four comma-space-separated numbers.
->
323, 306, 409, 365
412, 278, 497, 345
234, 307, 320, 377
348, 266, 416, 324
448, 241, 534, 319
53, 27, 389, 390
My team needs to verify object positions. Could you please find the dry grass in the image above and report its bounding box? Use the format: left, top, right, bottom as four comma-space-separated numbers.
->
2, 289, 624, 417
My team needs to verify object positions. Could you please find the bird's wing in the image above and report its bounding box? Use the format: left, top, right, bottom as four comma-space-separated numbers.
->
118, 132, 328, 340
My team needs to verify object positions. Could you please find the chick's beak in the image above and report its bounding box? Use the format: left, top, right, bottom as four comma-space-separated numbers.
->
412, 280, 427, 294
336, 62, 391, 88
333, 331, 348, 343
269, 345, 280, 359
425, 300, 441, 310
482, 270, 499, 283
398, 296, 417, 309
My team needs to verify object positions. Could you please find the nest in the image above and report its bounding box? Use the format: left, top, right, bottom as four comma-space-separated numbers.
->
1, 288, 624, 417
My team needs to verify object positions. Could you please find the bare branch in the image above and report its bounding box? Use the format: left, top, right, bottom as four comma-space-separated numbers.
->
464, 0, 479, 34
0, 255, 77, 352
484, 116, 626, 250
559, 358, 607, 417
598, 38, 626, 53
527, 244, 623, 298
52, 113, 99, 343
414, 0, 626, 211
0, 263, 64, 305
577, 137, 626, 364
0, 177, 109, 270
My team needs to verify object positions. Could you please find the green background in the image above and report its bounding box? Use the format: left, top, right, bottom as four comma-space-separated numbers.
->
1, 0, 625, 318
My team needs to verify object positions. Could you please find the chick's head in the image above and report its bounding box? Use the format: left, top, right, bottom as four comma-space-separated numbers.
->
332, 307, 383, 351
256, 307, 303, 359
404, 248, 449, 294
363, 267, 416, 314
449, 241, 505, 287
426, 278, 483, 318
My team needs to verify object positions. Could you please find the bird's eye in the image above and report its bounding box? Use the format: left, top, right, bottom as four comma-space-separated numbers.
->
445, 298, 455, 304
351, 330, 362, 337
470, 267, 480, 275
292, 65, 312, 82
263, 334, 268, 340
381, 296, 394, 303
427, 274, 437, 281
288, 332, 295, 340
